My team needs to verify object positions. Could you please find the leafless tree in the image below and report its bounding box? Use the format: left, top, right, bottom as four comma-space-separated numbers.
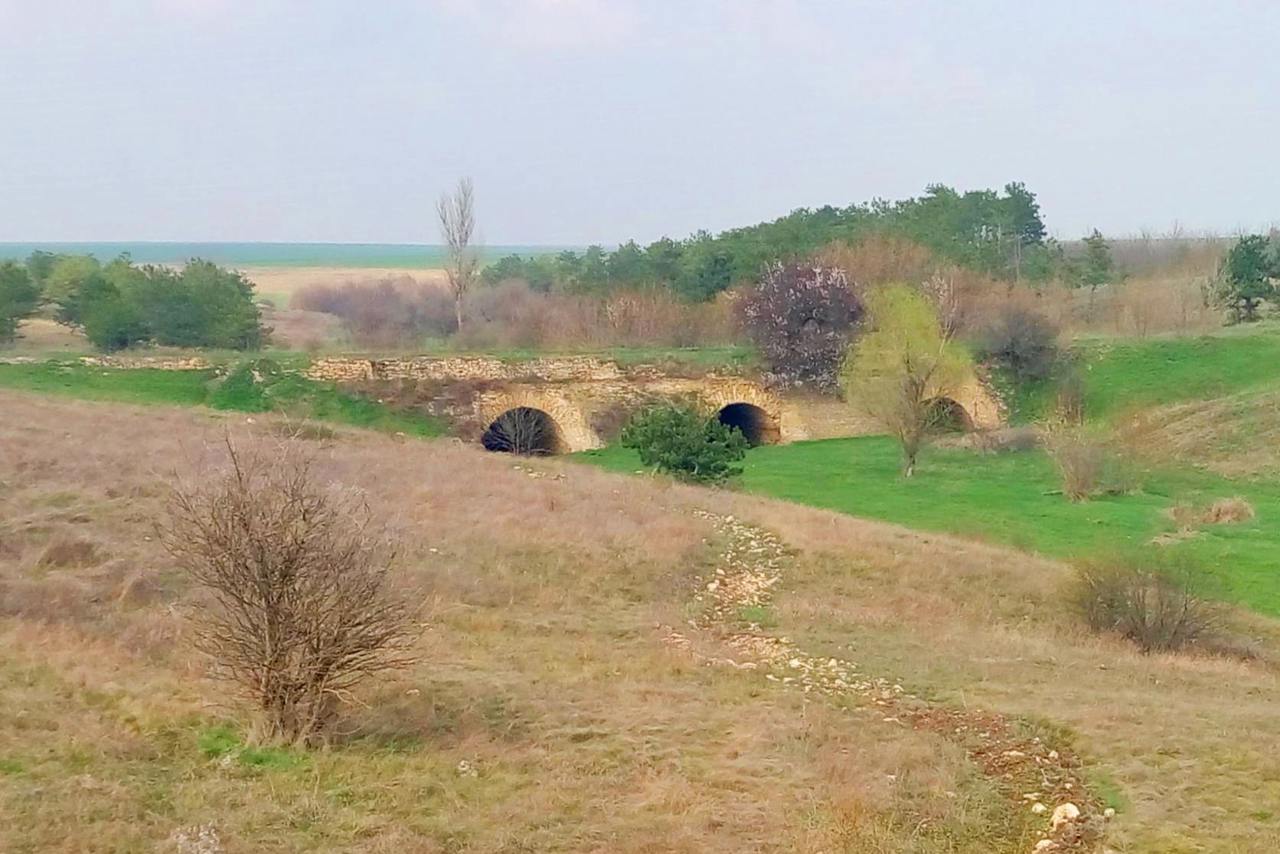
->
437, 177, 479, 332
160, 440, 419, 746
481, 407, 560, 455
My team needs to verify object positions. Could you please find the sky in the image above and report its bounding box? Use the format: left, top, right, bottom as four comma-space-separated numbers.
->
2, 0, 1277, 245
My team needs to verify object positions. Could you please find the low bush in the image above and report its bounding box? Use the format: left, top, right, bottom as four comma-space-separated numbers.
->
292, 278, 456, 348
161, 442, 419, 746
1042, 423, 1106, 501
1167, 497, 1256, 528
1069, 554, 1223, 653
976, 303, 1060, 383
620, 404, 747, 484
209, 359, 285, 412
457, 281, 736, 351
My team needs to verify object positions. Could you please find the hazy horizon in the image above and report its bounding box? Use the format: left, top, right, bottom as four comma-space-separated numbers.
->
3, 1, 1278, 245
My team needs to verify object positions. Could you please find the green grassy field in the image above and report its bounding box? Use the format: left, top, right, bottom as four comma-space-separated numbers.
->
579, 326, 1280, 617
0, 361, 445, 437
1007, 324, 1280, 423
579, 438, 1280, 615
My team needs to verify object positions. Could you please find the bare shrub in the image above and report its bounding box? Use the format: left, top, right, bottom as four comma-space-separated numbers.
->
481, 407, 564, 455
293, 278, 456, 348
1203, 496, 1256, 524
456, 281, 737, 352
938, 425, 1039, 455
1168, 497, 1256, 527
1070, 555, 1223, 653
975, 303, 1060, 383
160, 441, 419, 746
817, 236, 998, 338
1042, 422, 1105, 501
816, 234, 936, 286
1054, 369, 1087, 426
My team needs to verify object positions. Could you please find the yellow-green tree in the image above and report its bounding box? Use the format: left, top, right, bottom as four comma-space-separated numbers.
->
842, 285, 972, 477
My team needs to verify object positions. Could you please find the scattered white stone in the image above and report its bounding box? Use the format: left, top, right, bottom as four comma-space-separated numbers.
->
168, 825, 223, 854
1033, 840, 1058, 852
1031, 803, 1047, 815
1103, 807, 1116, 820
1050, 802, 1080, 830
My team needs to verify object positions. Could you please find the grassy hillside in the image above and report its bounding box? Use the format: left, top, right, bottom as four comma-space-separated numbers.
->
581, 436, 1280, 616
581, 318, 1280, 620
1008, 324, 1280, 423
0, 360, 444, 437
2, 394, 1278, 852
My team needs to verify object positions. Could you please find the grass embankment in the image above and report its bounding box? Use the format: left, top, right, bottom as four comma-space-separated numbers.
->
0, 360, 444, 437
582, 326, 1280, 616
582, 438, 1280, 616
1007, 323, 1280, 422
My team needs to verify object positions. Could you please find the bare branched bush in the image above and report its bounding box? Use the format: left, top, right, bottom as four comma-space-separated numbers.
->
456, 281, 736, 351
976, 303, 1060, 383
481, 406, 563, 455
1054, 369, 1087, 426
293, 278, 456, 348
1042, 422, 1105, 502
161, 442, 419, 746
1070, 555, 1223, 653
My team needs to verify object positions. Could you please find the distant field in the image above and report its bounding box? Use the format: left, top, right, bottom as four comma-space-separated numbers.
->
0, 242, 573, 269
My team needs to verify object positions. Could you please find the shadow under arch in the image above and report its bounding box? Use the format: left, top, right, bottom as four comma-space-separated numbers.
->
716, 402, 781, 446
481, 406, 567, 455
926, 397, 975, 433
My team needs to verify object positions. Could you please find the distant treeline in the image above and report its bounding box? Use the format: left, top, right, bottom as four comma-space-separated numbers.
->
483, 183, 1059, 299
3, 252, 262, 350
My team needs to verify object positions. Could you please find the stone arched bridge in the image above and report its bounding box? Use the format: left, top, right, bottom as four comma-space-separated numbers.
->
306, 356, 1003, 453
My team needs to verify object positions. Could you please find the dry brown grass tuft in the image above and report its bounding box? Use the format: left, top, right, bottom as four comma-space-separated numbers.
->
35, 534, 100, 568
1168, 497, 1257, 528
1, 390, 1278, 852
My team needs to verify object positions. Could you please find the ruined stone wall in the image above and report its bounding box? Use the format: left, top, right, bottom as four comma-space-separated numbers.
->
12, 353, 1004, 452
305, 355, 1003, 452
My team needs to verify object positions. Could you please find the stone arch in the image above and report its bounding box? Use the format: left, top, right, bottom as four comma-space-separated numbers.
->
481, 406, 567, 455
926, 396, 975, 432
715, 402, 780, 446
696, 380, 792, 441
476, 390, 601, 452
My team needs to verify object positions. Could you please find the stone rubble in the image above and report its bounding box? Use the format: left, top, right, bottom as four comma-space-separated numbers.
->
662, 510, 1109, 854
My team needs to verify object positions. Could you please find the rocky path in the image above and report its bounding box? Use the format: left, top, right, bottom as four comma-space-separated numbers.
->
663, 511, 1111, 854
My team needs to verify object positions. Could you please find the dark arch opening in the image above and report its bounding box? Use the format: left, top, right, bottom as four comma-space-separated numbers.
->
926, 397, 974, 433
482, 407, 566, 455
716, 402, 780, 446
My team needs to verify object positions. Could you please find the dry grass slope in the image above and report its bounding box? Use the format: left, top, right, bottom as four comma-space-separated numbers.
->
1, 391, 1278, 852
